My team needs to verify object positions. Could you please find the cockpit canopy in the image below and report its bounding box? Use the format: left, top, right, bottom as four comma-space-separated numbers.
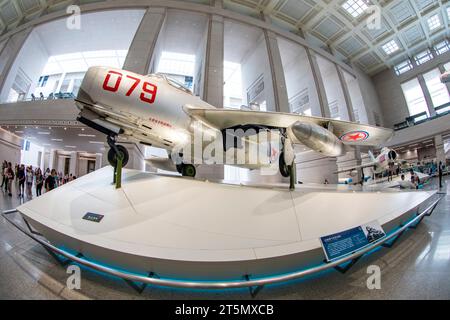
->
147, 73, 193, 95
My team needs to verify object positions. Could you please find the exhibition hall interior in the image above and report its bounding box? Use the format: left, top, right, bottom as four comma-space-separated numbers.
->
0, 0, 449, 300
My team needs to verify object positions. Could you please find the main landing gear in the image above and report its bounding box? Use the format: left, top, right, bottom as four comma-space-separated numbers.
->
107, 135, 129, 188
279, 134, 296, 191
176, 163, 196, 177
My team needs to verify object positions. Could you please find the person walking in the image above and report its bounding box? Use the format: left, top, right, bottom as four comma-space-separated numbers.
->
45, 169, 58, 192
1, 160, 6, 191
439, 161, 444, 189
5, 162, 14, 197
26, 166, 34, 199
17, 164, 25, 197
35, 168, 43, 196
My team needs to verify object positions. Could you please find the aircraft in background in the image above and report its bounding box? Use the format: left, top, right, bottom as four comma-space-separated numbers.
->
75, 67, 394, 185
335, 147, 398, 179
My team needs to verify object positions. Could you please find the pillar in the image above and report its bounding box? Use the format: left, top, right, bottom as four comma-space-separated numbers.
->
203, 14, 224, 109
0, 28, 32, 100
307, 50, 330, 118
435, 134, 446, 164
336, 66, 355, 122
69, 151, 78, 176
95, 153, 103, 170
122, 7, 166, 74
417, 75, 437, 117
264, 29, 290, 113
48, 149, 57, 171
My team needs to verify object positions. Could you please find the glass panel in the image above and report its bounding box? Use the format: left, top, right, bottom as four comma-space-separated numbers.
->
401, 78, 429, 116
277, 37, 321, 116
224, 19, 276, 111
150, 9, 208, 96
423, 68, 450, 108
0, 10, 145, 103
315, 54, 349, 120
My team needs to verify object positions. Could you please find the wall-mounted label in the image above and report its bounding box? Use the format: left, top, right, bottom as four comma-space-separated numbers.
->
320, 220, 385, 262
82, 212, 104, 223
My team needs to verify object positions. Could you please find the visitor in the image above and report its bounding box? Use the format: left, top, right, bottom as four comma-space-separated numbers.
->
39, 92, 44, 100
26, 166, 34, 199
31, 93, 36, 101
324, 179, 329, 185
35, 168, 43, 196
1, 160, 6, 191
5, 162, 14, 197
45, 169, 58, 192
439, 161, 443, 189
17, 164, 25, 197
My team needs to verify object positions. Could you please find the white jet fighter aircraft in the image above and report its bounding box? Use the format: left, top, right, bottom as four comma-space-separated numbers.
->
75, 67, 394, 182
335, 147, 398, 179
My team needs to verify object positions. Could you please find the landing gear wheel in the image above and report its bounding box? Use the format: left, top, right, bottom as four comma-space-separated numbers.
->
181, 164, 196, 177
108, 145, 129, 167
279, 152, 290, 178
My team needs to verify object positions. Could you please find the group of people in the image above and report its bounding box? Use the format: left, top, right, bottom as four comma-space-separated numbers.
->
1, 161, 76, 198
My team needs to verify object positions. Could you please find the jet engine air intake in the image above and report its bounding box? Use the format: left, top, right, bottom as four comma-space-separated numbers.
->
289, 121, 344, 157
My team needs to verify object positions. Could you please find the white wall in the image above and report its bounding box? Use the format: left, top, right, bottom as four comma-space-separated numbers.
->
0, 128, 22, 166
20, 140, 44, 167
241, 34, 275, 111
0, 30, 49, 102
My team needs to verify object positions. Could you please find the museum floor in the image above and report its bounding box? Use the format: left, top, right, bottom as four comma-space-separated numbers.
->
0, 176, 449, 300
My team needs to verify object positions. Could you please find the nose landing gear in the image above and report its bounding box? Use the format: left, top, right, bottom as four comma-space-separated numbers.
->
107, 135, 129, 188
279, 134, 296, 191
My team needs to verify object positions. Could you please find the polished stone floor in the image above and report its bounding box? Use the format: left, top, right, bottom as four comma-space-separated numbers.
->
0, 176, 448, 300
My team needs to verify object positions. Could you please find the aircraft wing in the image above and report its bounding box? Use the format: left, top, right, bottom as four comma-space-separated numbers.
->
334, 162, 377, 174
183, 105, 393, 146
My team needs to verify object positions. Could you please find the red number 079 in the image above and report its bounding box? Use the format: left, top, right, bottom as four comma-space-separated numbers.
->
102, 70, 157, 104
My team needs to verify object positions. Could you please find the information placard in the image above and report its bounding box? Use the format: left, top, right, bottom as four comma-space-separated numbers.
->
320, 220, 385, 262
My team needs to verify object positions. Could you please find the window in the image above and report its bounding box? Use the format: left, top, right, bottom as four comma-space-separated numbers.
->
342, 0, 369, 18
434, 40, 450, 55
414, 49, 433, 66
401, 78, 429, 116
382, 40, 400, 55
394, 60, 413, 75
444, 62, 450, 71
427, 15, 442, 32
423, 68, 450, 108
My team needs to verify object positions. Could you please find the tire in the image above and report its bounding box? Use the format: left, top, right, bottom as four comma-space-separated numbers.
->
181, 164, 196, 177
107, 145, 129, 167
279, 152, 290, 178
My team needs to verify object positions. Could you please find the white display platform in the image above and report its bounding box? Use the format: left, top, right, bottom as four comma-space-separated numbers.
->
17, 167, 436, 280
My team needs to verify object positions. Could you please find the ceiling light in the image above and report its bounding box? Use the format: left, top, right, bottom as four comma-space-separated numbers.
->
81, 128, 85, 131
342, 0, 369, 18
427, 15, 441, 31
51, 138, 63, 142
89, 141, 104, 144
382, 40, 400, 55
78, 134, 96, 137
38, 132, 50, 135
65, 145, 76, 148
64, 127, 67, 130
15, 131, 23, 134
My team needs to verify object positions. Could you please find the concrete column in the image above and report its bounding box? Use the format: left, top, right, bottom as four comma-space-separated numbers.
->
0, 28, 32, 99
438, 64, 450, 96
95, 153, 103, 170
435, 134, 446, 164
48, 149, 57, 171
417, 75, 437, 117
264, 29, 290, 113
122, 7, 166, 74
40, 147, 46, 171
198, 14, 225, 180
101, 146, 109, 168
69, 151, 78, 176
336, 66, 355, 122
306, 50, 330, 118
203, 14, 224, 109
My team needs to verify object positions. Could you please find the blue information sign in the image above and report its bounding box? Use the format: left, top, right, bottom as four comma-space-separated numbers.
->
320, 221, 385, 261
